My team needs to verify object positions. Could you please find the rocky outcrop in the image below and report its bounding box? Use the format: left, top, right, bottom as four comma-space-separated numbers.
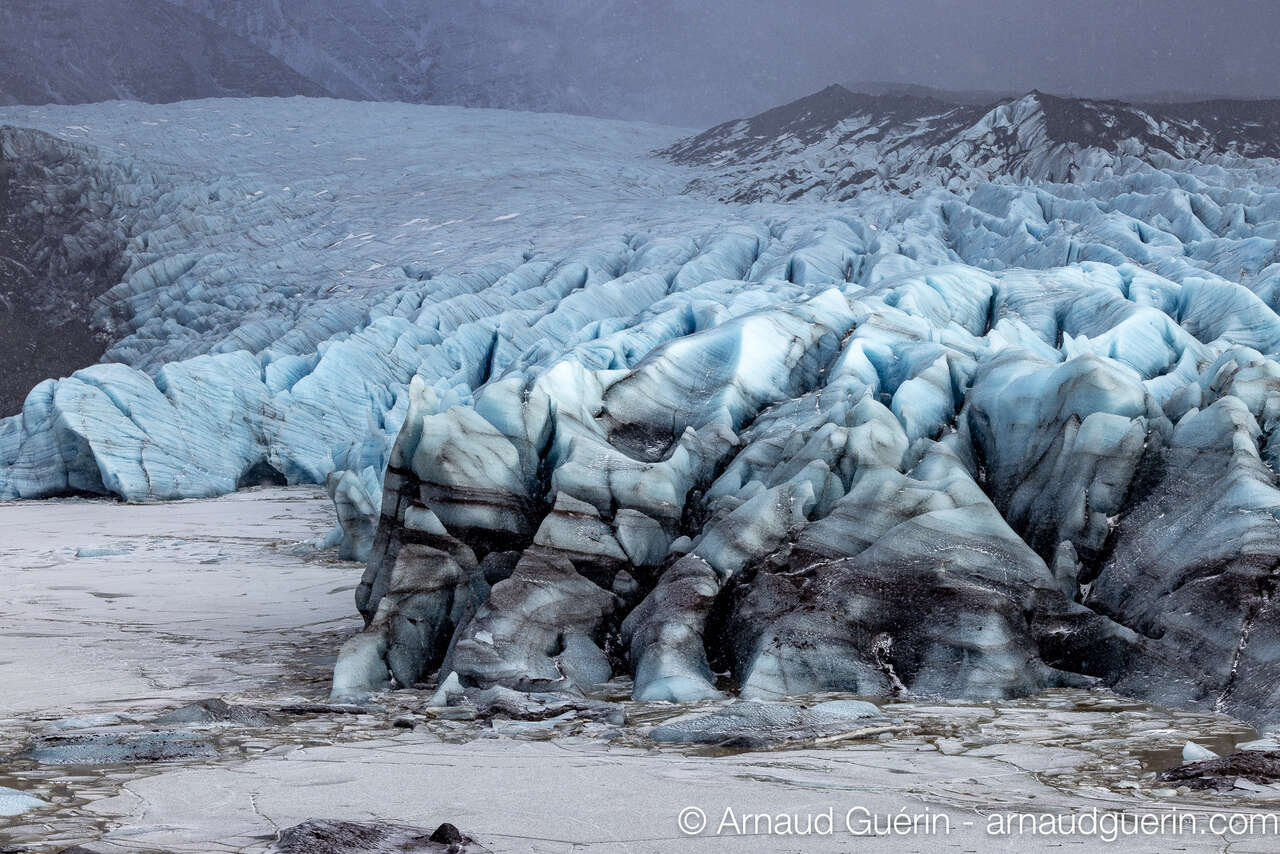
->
0, 0, 330, 106
663, 86, 1280, 202
0, 127, 130, 415
271, 820, 470, 854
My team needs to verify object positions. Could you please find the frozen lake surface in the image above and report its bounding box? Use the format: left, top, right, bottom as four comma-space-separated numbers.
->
0, 490, 1277, 852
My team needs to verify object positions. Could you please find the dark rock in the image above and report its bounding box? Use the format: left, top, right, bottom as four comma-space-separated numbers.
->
0, 0, 331, 108
278, 703, 369, 716
428, 823, 464, 845
272, 819, 470, 853
1160, 750, 1280, 791
153, 698, 276, 726
0, 128, 121, 416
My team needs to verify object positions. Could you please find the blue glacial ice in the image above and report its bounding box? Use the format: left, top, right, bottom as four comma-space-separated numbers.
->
4, 98, 1280, 725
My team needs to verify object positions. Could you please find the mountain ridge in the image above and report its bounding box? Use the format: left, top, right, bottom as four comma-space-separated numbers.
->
663, 84, 1280, 202
0, 0, 332, 106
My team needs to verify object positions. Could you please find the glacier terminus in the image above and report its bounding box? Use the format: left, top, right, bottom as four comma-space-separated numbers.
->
4, 91, 1280, 728
6, 76, 1280, 852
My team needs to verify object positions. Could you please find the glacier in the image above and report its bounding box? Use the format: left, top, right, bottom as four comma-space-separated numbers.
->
4, 95, 1280, 725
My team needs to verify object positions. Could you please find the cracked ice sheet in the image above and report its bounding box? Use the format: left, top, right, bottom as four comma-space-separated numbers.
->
0, 486, 356, 718
67, 734, 1277, 853
9, 692, 1277, 853
3, 492, 1279, 853
0, 98, 705, 304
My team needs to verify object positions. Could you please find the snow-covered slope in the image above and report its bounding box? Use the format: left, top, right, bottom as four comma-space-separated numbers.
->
0, 0, 331, 106
5, 97, 1280, 725
664, 85, 1280, 202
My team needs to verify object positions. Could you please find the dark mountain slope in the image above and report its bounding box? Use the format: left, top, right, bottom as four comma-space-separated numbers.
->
664, 86, 1280, 202
0, 0, 331, 106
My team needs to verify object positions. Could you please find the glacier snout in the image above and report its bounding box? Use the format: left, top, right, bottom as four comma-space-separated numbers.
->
337, 263, 1280, 727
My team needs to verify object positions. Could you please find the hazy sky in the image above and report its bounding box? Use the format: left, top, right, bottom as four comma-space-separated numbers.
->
5, 0, 1275, 125
737, 0, 1278, 100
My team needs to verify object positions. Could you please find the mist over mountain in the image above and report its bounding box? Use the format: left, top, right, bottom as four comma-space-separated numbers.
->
168, 0, 820, 124
3, 1, 1277, 125
843, 81, 1020, 106
0, 0, 827, 124
0, 0, 331, 106
848, 81, 1280, 108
